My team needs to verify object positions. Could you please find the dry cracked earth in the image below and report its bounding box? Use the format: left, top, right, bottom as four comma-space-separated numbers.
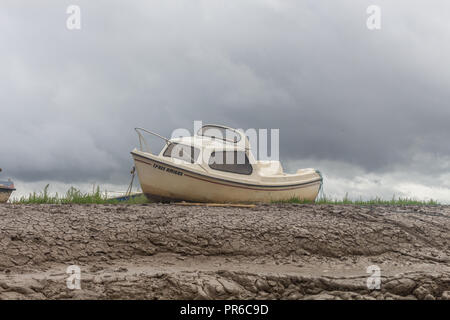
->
0, 203, 449, 300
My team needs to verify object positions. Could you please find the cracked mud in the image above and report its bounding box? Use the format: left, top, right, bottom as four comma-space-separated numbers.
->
0, 203, 449, 300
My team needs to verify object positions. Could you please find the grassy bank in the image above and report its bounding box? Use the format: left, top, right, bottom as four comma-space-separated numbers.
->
12, 185, 149, 205
278, 194, 440, 205
9, 185, 440, 205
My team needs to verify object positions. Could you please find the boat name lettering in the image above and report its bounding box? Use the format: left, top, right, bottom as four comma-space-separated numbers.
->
153, 163, 183, 176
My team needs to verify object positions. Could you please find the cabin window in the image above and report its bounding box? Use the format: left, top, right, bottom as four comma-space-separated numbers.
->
208, 151, 253, 175
163, 143, 200, 163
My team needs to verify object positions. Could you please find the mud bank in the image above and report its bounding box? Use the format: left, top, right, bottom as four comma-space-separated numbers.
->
0, 203, 449, 299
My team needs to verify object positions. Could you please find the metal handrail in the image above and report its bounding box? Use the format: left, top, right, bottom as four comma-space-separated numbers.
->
134, 127, 210, 173
134, 127, 171, 154
197, 124, 250, 150
197, 124, 244, 143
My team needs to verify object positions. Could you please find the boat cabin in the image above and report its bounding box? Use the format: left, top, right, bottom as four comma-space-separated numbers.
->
153, 124, 287, 180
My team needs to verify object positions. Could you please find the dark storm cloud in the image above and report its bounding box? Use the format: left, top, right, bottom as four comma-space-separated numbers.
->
1, 0, 449, 186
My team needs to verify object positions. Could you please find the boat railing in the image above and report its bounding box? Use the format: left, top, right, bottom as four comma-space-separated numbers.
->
197, 124, 250, 150
197, 124, 243, 143
134, 127, 210, 173
134, 127, 171, 154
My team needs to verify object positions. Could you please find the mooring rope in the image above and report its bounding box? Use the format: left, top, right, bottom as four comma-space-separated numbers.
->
315, 169, 324, 200
126, 166, 136, 196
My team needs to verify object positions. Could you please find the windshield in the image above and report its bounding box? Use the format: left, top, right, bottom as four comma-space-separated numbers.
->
163, 143, 200, 164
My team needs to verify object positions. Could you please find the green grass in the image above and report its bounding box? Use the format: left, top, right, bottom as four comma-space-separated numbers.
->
12, 184, 149, 205
11, 185, 440, 206
277, 193, 440, 206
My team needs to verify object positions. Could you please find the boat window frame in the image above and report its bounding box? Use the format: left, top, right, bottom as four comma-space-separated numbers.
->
208, 150, 253, 175
197, 125, 243, 143
163, 142, 200, 164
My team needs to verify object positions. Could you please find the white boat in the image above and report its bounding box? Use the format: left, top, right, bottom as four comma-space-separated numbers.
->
131, 125, 322, 203
0, 169, 15, 203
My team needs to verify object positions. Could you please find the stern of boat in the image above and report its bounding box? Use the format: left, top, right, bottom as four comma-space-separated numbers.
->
0, 188, 14, 203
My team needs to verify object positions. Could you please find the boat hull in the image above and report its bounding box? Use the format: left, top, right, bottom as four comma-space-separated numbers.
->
132, 152, 321, 203
0, 188, 13, 203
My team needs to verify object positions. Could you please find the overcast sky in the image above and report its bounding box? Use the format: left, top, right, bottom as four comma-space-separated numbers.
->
1, 0, 449, 202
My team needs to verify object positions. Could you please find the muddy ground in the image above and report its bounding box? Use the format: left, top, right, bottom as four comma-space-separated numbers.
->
0, 203, 449, 300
